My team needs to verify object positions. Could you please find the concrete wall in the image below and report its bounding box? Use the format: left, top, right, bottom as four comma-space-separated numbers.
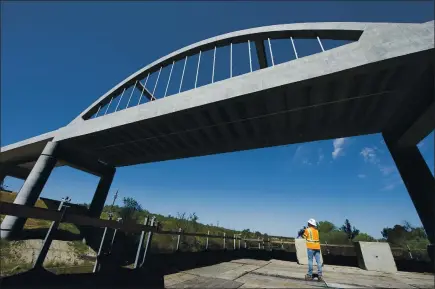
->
355, 242, 397, 273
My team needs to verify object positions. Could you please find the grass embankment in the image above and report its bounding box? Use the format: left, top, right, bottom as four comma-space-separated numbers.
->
0, 191, 80, 234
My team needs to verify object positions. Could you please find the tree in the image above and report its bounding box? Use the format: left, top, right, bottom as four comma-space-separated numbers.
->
353, 233, 375, 242
381, 221, 429, 249
317, 221, 336, 233
120, 197, 142, 224
340, 219, 360, 241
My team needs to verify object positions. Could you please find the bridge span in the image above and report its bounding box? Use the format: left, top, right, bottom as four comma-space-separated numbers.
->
1, 21, 434, 247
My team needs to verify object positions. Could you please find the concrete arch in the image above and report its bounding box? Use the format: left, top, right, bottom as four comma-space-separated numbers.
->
72, 22, 386, 123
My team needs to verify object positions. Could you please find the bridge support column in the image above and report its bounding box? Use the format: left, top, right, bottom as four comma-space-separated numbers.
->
88, 168, 116, 218
383, 134, 434, 253
1, 141, 59, 240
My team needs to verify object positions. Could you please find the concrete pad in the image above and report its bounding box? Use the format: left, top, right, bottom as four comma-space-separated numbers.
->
355, 242, 397, 273
393, 272, 435, 289
184, 262, 243, 278
230, 259, 270, 266
295, 238, 324, 265
167, 276, 243, 288
218, 264, 260, 280
236, 273, 323, 288
164, 272, 196, 287
323, 272, 412, 288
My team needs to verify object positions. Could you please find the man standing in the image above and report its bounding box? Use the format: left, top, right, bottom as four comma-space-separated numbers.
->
302, 218, 323, 281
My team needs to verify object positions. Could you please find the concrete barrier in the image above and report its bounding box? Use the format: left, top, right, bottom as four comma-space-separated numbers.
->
354, 242, 397, 273
295, 239, 324, 266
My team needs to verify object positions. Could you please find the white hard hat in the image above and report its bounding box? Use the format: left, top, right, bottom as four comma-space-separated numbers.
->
308, 218, 317, 226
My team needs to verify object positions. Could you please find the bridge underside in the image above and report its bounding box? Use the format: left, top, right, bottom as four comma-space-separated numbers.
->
61, 51, 433, 168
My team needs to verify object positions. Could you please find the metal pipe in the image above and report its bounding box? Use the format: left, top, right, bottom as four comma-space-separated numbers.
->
176, 228, 182, 251
223, 232, 226, 249
94, 106, 101, 118
164, 61, 175, 97
114, 88, 126, 112
268, 38, 275, 66
290, 37, 298, 59
179, 56, 188, 93
152, 66, 162, 98
230, 43, 233, 78
93, 226, 108, 273
406, 244, 413, 259
133, 216, 149, 269
195, 51, 201, 88
33, 197, 70, 269
104, 97, 114, 115
234, 234, 236, 250
317, 36, 325, 52
125, 81, 138, 109
212, 46, 216, 83
137, 73, 150, 105
139, 217, 156, 267
248, 40, 252, 72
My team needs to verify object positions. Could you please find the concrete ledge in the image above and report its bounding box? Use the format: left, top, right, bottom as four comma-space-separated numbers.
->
355, 242, 397, 273
294, 239, 324, 265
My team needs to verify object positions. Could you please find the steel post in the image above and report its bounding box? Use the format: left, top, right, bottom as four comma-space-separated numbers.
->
140, 217, 156, 267
133, 216, 149, 269
33, 197, 70, 269
176, 228, 182, 252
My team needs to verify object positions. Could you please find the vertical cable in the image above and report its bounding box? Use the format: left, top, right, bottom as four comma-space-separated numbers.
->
212, 46, 216, 83
125, 81, 138, 108
248, 40, 252, 72
195, 51, 201, 88
94, 106, 101, 118
164, 61, 175, 97
317, 36, 325, 52
114, 88, 126, 112
268, 38, 275, 66
152, 66, 162, 99
137, 73, 150, 105
104, 97, 114, 115
179, 56, 188, 93
290, 37, 298, 59
230, 43, 233, 78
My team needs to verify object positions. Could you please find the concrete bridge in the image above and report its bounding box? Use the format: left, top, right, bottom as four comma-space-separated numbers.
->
1, 20, 434, 252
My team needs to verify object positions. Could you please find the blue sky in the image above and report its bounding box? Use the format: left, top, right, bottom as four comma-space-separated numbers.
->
1, 1, 434, 238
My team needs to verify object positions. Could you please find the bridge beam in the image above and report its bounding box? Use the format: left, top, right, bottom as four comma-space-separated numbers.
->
395, 102, 435, 149
57, 145, 114, 177
0, 165, 32, 181
1, 141, 59, 240
383, 133, 435, 245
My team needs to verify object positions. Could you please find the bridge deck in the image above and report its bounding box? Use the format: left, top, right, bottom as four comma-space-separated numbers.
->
164, 259, 434, 288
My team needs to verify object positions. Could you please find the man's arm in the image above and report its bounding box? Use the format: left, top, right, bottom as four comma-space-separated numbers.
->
302, 228, 308, 240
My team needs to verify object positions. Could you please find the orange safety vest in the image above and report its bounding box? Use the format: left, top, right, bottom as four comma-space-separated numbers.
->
303, 227, 320, 250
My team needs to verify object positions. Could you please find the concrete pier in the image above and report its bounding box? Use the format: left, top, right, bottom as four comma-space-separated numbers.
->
1, 142, 59, 240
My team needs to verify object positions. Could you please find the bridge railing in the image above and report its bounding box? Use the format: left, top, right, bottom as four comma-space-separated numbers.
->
79, 25, 364, 121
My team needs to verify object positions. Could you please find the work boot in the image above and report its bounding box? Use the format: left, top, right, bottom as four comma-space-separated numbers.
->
305, 274, 313, 281
317, 275, 323, 282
